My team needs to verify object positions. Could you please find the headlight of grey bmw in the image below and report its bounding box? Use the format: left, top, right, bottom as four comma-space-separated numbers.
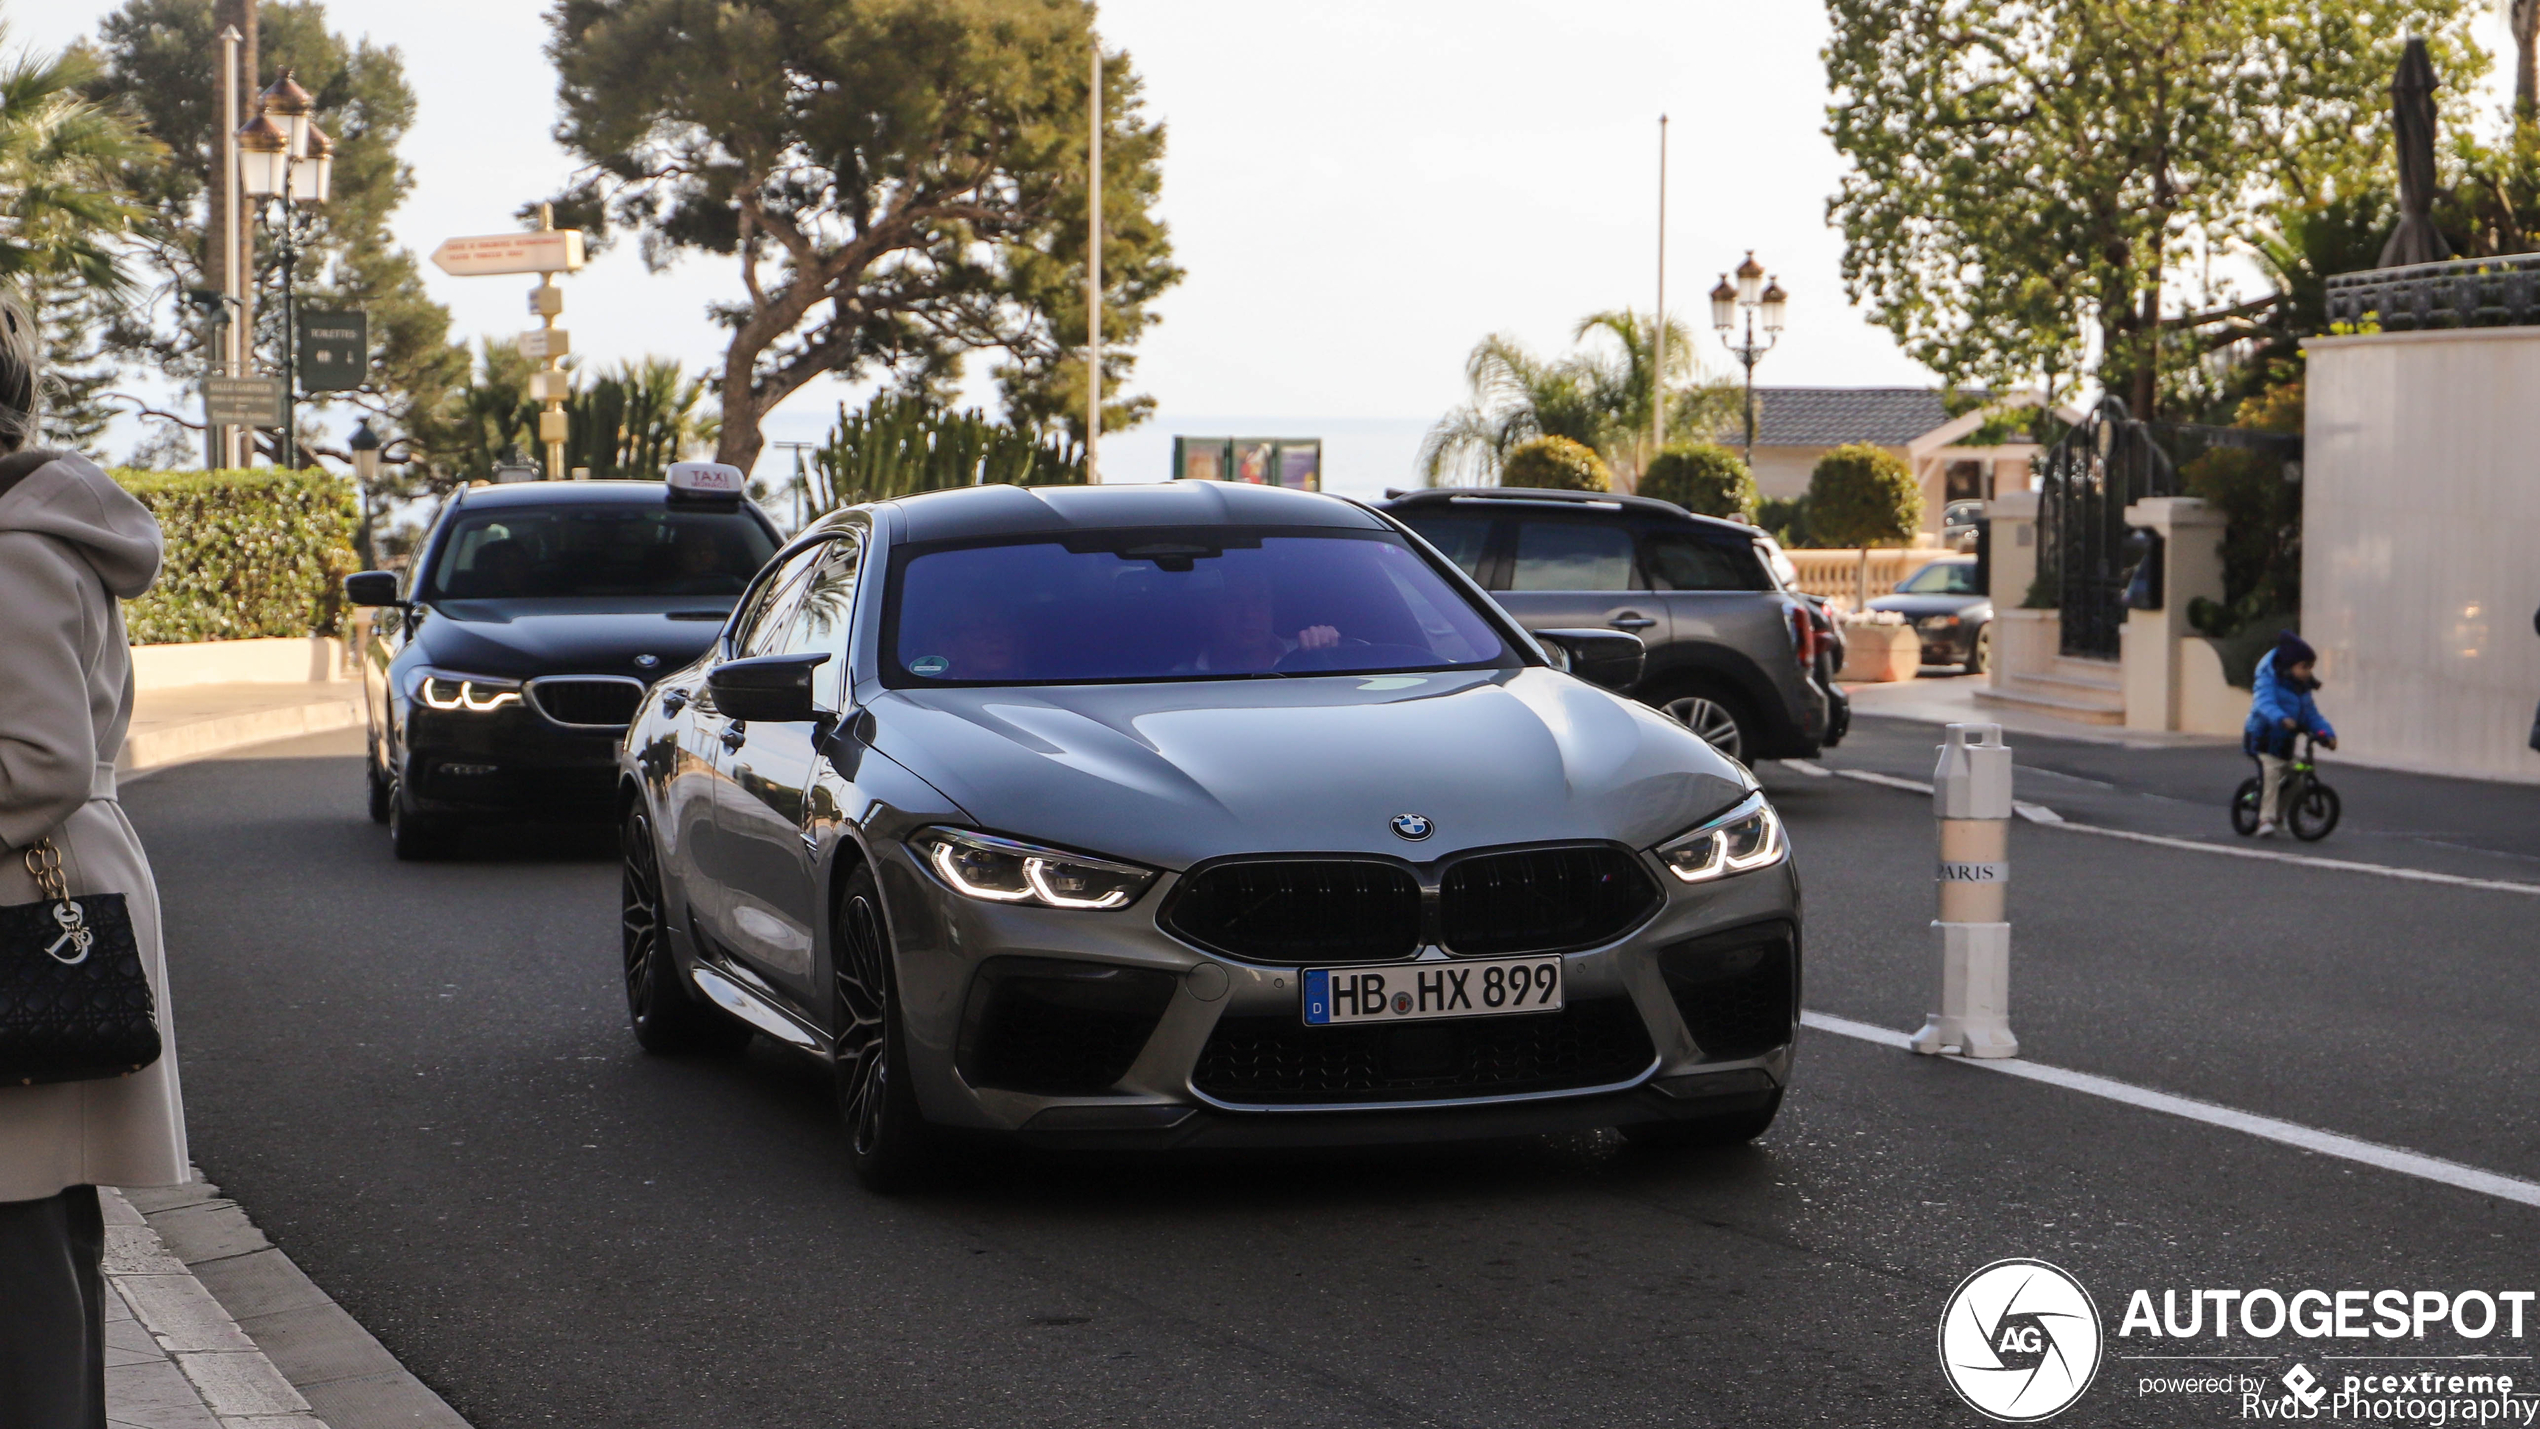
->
403, 667, 522, 712
908, 828, 1159, 910
1653, 792, 1786, 883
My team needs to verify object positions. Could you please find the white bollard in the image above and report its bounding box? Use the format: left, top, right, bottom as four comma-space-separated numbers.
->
1908, 723, 2019, 1058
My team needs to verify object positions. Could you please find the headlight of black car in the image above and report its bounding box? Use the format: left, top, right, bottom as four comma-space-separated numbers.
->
909, 828, 1159, 910
1653, 792, 1786, 884
403, 667, 523, 713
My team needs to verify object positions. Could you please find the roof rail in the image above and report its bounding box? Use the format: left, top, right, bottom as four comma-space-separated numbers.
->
1378, 485, 1771, 533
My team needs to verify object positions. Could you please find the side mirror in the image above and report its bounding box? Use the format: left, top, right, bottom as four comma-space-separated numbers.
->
1534, 628, 1645, 693
707, 652, 831, 724
344, 571, 401, 607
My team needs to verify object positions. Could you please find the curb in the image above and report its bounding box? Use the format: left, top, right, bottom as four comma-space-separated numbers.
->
122, 1176, 471, 1429
122, 697, 362, 777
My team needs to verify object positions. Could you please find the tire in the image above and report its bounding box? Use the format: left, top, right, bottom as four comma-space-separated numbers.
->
2229, 776, 2264, 836
832, 864, 935, 1192
365, 748, 391, 825
1621, 1091, 1784, 1150
1656, 686, 1753, 764
2290, 781, 2342, 842
621, 806, 752, 1055
387, 779, 456, 861
1966, 623, 1992, 675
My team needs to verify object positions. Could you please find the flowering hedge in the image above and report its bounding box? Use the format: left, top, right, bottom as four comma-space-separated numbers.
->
112, 469, 361, 644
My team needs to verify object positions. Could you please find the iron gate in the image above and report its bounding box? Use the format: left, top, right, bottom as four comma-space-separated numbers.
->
2037, 397, 2177, 659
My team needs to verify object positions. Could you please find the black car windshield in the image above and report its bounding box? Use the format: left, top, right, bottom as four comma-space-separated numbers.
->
888, 528, 1512, 685
1901, 561, 1980, 594
421, 504, 777, 601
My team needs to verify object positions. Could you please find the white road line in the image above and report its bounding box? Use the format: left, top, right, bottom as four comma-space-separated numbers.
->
1777, 759, 1835, 778
1833, 768, 1933, 794
1821, 766, 2540, 897
1799, 1011, 2540, 1209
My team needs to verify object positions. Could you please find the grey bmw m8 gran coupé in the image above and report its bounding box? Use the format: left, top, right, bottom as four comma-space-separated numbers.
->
616, 480, 1800, 1188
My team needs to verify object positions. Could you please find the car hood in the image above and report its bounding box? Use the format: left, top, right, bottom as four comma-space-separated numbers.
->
412, 599, 732, 680
863, 668, 1752, 871
1866, 593, 1990, 619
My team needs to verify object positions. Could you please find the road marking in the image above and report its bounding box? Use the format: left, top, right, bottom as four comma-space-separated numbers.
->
1800, 1011, 2540, 1209
1823, 766, 2540, 897
1777, 759, 1835, 778
1833, 768, 1933, 794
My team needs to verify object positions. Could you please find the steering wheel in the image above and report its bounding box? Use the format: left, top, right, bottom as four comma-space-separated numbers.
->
1275, 639, 1436, 673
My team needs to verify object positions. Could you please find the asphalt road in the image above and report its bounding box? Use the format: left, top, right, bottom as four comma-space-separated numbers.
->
123, 727, 2540, 1427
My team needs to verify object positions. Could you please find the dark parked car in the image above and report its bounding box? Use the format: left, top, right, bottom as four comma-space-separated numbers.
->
1866, 556, 1992, 672
1376, 488, 1832, 763
618, 481, 1800, 1189
345, 467, 782, 858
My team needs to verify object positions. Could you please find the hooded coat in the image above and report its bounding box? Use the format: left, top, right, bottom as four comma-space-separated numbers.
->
0, 453, 187, 1200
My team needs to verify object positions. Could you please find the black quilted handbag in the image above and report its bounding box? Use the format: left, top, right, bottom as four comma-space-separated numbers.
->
0, 840, 161, 1086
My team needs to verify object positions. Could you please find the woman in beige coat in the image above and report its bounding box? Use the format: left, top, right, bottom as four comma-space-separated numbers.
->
0, 303, 188, 1427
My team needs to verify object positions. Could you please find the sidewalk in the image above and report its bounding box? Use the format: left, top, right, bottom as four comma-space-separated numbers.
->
104, 1174, 467, 1429
1839, 668, 2232, 748
120, 683, 362, 780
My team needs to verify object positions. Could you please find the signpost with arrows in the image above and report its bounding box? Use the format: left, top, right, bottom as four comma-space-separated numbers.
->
431, 209, 587, 479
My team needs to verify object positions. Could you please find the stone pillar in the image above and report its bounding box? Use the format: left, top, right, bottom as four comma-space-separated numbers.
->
2118, 496, 2227, 731
1981, 490, 2039, 689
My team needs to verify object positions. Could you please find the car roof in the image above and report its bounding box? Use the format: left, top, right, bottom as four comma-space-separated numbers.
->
888, 481, 1387, 544
1374, 485, 1761, 540
453, 479, 696, 509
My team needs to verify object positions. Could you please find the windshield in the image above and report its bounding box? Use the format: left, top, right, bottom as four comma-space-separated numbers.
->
886, 528, 1513, 685
1901, 561, 1980, 594
422, 504, 777, 601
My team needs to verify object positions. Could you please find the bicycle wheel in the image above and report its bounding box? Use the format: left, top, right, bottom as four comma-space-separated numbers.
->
2230, 776, 2264, 836
2290, 781, 2341, 841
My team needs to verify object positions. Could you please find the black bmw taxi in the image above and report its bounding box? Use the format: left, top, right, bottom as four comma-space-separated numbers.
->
344, 463, 781, 858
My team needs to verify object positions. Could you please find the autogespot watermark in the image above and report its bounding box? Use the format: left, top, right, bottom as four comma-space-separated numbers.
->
1943, 1267, 2540, 1423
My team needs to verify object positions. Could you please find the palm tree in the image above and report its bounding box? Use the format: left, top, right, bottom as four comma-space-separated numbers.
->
0, 33, 158, 294
1419, 310, 1737, 488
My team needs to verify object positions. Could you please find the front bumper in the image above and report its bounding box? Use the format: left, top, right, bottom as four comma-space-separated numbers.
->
397, 703, 624, 816
863, 837, 1802, 1148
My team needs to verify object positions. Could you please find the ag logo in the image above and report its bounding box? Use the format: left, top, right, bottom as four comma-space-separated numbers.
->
1389, 813, 1434, 841
1939, 1259, 2102, 1422
2282, 1365, 2326, 1411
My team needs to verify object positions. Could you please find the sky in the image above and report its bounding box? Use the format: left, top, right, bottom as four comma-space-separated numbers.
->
21, 1, 2532, 496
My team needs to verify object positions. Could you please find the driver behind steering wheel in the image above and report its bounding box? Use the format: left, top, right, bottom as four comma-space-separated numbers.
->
1189, 563, 1338, 673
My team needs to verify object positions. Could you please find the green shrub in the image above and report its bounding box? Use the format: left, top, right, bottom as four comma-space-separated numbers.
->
1804, 442, 1922, 547
1638, 442, 1756, 520
2181, 444, 2300, 628
1756, 495, 1810, 547
113, 468, 360, 644
1499, 435, 1611, 492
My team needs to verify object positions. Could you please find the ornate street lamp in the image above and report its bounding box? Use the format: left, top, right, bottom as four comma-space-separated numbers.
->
1714, 250, 1790, 469
348, 418, 381, 565
235, 71, 330, 469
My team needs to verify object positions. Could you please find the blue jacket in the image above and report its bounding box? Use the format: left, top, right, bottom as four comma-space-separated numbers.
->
2245, 648, 2334, 755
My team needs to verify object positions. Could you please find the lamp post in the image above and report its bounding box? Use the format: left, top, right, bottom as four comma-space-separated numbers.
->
348, 418, 381, 566
1711, 251, 1788, 469
236, 70, 333, 469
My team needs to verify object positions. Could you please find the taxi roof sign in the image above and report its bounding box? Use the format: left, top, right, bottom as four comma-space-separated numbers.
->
665, 461, 747, 505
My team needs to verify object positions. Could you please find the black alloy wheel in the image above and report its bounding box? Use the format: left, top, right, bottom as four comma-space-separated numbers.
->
832, 863, 933, 1192
2290, 781, 2342, 842
1620, 1089, 1784, 1150
2230, 777, 2264, 836
621, 806, 750, 1055
365, 740, 391, 825
387, 779, 453, 861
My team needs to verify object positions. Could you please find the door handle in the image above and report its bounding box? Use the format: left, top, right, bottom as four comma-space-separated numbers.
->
720, 723, 747, 751
1609, 614, 1657, 630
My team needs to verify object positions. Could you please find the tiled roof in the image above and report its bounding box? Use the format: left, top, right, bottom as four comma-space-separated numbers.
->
1715, 387, 1972, 448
